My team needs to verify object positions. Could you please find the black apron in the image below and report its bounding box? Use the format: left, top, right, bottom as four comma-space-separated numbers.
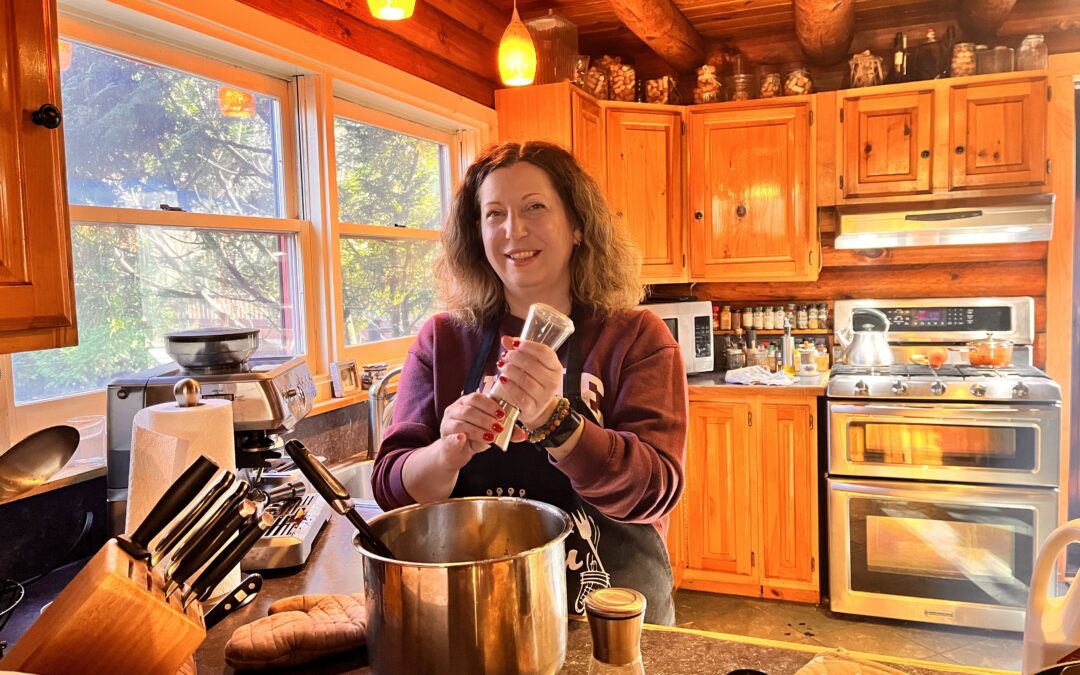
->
452, 312, 676, 626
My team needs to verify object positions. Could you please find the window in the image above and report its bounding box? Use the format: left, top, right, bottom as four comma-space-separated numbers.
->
9, 28, 303, 407
332, 101, 456, 357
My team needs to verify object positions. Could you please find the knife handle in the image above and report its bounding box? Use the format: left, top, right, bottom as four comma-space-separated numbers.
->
191, 512, 275, 603
118, 455, 219, 560
170, 499, 257, 589
151, 472, 237, 567
203, 574, 263, 630
167, 480, 249, 575
283, 440, 352, 514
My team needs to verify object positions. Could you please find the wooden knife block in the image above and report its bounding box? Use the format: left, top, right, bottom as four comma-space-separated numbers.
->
0, 539, 205, 675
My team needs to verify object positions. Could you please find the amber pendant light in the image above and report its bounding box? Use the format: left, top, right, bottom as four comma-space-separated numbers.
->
498, 0, 536, 86
366, 0, 415, 21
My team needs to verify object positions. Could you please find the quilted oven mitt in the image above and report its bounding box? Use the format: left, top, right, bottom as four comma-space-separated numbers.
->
224, 593, 367, 669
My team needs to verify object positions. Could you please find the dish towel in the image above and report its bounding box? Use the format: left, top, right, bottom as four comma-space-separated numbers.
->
724, 366, 798, 386
224, 594, 368, 669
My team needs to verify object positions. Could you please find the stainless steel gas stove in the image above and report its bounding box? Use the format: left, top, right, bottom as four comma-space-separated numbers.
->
826, 297, 1061, 632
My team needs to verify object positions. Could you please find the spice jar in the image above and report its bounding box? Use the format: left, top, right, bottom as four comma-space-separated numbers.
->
766, 346, 778, 373
783, 65, 813, 96
763, 307, 774, 331
742, 306, 753, 329
727, 73, 754, 101
773, 307, 786, 329
815, 345, 831, 373
817, 304, 829, 330
1017, 34, 1048, 70
609, 64, 637, 101
694, 64, 721, 104
808, 305, 819, 330
753, 306, 764, 330
951, 42, 976, 77
758, 68, 781, 98
796, 305, 809, 330
720, 305, 732, 331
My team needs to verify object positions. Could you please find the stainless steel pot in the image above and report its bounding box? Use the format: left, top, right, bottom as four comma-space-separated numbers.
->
835, 307, 893, 367
353, 497, 572, 675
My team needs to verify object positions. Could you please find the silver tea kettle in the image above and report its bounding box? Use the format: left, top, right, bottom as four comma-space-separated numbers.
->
836, 307, 893, 367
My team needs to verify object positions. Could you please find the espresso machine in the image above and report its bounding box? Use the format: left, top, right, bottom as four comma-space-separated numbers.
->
107, 327, 323, 568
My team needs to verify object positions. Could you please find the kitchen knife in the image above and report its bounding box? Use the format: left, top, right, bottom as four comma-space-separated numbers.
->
117, 455, 220, 560
183, 511, 275, 607
203, 574, 263, 630
165, 498, 257, 598
164, 479, 249, 577
263, 481, 305, 505
150, 471, 237, 567
283, 440, 395, 559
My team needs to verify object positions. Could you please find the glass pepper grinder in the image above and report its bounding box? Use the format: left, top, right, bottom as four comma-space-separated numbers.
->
586, 587, 646, 674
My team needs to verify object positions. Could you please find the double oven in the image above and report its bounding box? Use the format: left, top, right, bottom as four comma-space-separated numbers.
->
827, 297, 1061, 632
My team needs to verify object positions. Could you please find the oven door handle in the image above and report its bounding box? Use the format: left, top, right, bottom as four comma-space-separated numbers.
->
831, 403, 1031, 415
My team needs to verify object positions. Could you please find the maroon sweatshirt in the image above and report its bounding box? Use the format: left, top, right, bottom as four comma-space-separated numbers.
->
372, 308, 688, 536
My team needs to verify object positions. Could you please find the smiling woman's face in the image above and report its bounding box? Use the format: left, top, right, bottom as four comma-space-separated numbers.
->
477, 162, 581, 313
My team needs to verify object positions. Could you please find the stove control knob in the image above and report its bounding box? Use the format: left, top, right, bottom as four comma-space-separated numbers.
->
970, 384, 987, 397
854, 380, 869, 396
930, 381, 947, 396
1012, 382, 1029, 399
891, 380, 908, 395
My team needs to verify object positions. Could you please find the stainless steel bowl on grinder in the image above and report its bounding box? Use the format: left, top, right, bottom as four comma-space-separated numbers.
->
164, 327, 259, 373
836, 307, 893, 367
354, 497, 573, 675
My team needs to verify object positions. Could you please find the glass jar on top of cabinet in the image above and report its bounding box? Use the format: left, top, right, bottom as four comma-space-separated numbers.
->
951, 42, 976, 77
1017, 34, 1048, 70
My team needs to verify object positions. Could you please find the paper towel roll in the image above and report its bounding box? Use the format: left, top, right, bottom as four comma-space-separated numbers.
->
128, 397, 240, 596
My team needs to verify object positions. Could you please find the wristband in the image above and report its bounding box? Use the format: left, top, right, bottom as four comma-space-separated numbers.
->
524, 397, 571, 444
539, 406, 582, 450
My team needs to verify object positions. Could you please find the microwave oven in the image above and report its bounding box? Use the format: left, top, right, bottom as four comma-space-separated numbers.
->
637, 300, 714, 374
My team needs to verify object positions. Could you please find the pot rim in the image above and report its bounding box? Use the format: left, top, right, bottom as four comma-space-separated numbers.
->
352, 496, 574, 567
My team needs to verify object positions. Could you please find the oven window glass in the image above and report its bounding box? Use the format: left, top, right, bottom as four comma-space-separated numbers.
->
849, 497, 1033, 607
847, 421, 1037, 471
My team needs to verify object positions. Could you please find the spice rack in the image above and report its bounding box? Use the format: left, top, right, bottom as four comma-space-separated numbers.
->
713, 329, 830, 336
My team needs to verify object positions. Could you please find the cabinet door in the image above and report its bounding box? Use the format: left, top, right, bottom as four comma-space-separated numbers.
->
841, 90, 933, 197
0, 0, 77, 352
688, 104, 814, 281
685, 401, 755, 585
949, 79, 1048, 190
759, 401, 818, 602
606, 107, 684, 283
570, 88, 604, 187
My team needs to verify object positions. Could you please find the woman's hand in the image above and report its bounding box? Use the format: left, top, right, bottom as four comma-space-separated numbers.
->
493, 335, 563, 430
437, 392, 526, 469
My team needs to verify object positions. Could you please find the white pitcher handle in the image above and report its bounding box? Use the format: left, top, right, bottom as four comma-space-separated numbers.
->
1031, 520, 1080, 602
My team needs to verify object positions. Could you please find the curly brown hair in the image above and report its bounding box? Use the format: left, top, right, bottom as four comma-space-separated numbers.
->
436, 140, 643, 327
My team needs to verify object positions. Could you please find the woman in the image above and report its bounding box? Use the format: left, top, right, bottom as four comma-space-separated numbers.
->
372, 140, 687, 625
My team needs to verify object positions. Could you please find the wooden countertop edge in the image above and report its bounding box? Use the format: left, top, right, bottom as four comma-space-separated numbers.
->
688, 383, 827, 398
636, 622, 1014, 675
0, 461, 106, 507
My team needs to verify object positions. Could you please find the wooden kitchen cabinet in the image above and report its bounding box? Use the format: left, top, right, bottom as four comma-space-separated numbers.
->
949, 78, 1048, 190
669, 393, 819, 603
840, 89, 934, 198
495, 81, 605, 187
605, 105, 685, 283
0, 0, 78, 354
687, 101, 818, 282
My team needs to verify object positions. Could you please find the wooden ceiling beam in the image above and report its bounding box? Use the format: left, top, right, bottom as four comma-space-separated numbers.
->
605, 0, 707, 72
794, 0, 855, 66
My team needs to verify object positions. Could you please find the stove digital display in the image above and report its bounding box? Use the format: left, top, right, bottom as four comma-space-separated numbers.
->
883, 306, 1012, 331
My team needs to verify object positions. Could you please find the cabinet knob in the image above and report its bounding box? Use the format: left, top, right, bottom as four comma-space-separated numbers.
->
694, 211, 703, 220
31, 103, 63, 129
864, 143, 872, 155
920, 149, 930, 158
954, 145, 965, 155
615, 211, 624, 219
735, 204, 747, 218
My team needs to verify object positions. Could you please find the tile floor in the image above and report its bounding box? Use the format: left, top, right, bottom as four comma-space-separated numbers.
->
673, 590, 1024, 671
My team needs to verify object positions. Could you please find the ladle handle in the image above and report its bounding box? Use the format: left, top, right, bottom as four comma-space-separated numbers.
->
284, 440, 395, 559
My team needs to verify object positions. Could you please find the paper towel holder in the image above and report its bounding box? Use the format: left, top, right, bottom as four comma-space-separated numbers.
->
174, 379, 203, 408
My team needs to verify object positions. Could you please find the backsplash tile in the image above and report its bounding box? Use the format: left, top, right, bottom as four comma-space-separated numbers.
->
283, 401, 371, 463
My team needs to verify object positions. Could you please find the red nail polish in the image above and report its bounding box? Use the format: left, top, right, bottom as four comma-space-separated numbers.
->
495, 409, 505, 419
496, 360, 505, 368
493, 423, 504, 432
499, 375, 508, 384
483, 432, 494, 442
513, 338, 521, 347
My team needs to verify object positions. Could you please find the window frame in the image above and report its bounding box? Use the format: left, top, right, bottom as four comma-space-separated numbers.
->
0, 16, 312, 444
328, 98, 458, 367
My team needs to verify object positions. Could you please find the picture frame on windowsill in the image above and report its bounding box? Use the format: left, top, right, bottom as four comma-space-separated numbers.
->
329, 360, 360, 398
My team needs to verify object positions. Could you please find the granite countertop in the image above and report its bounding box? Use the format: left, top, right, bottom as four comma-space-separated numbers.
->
193, 517, 973, 675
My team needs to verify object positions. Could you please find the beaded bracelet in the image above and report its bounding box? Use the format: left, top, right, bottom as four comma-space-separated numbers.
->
524, 397, 572, 444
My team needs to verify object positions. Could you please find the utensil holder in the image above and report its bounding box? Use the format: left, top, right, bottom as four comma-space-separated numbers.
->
0, 539, 205, 674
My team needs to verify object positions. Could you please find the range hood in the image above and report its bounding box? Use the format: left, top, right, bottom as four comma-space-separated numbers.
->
835, 194, 1055, 249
